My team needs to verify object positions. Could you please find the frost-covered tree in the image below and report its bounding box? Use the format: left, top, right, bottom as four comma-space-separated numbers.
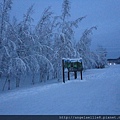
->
0, 0, 12, 40
76, 27, 97, 69
52, 0, 85, 80
96, 45, 107, 68
10, 5, 35, 86
16, 5, 34, 58
8, 57, 26, 88
0, 0, 104, 91
35, 6, 53, 44
0, 0, 12, 73
0, 0, 15, 90
34, 6, 54, 82
89, 52, 99, 68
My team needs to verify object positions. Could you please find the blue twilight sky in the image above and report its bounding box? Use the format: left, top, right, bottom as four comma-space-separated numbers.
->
10, 0, 120, 58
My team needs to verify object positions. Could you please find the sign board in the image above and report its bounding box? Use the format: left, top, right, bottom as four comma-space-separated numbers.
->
62, 58, 83, 83
63, 58, 83, 72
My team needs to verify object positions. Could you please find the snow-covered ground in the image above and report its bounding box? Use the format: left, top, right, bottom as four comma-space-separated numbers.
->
0, 65, 120, 115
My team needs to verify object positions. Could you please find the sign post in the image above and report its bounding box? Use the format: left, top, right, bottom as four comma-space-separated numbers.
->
62, 58, 83, 83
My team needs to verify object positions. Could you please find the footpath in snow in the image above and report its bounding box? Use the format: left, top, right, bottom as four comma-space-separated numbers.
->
0, 65, 120, 115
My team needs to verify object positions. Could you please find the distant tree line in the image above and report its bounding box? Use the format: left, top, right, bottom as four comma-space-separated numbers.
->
0, 0, 107, 90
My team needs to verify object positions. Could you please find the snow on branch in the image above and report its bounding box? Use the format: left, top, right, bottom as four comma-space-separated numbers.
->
35, 54, 54, 71
9, 57, 26, 75
70, 16, 86, 28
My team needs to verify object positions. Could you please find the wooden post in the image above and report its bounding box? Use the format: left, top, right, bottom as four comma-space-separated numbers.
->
62, 59, 65, 83
74, 71, 77, 79
68, 72, 70, 80
80, 70, 82, 80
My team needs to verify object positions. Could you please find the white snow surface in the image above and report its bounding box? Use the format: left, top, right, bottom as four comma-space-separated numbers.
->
0, 65, 120, 115
62, 58, 82, 63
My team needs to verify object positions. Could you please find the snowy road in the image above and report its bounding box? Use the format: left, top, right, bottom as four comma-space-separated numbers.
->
0, 65, 120, 115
